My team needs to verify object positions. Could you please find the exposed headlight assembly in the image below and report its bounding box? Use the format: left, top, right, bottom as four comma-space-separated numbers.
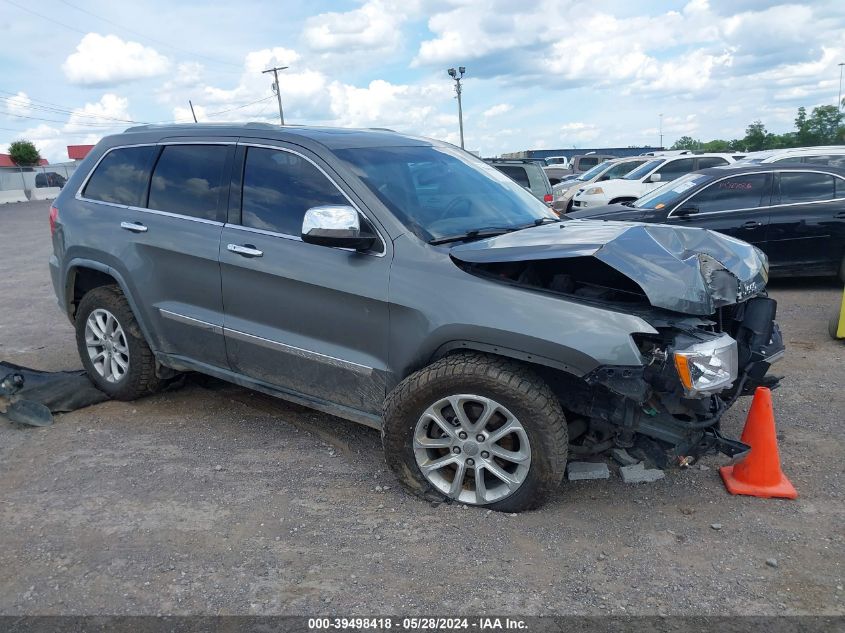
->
673, 333, 738, 397
584, 187, 604, 195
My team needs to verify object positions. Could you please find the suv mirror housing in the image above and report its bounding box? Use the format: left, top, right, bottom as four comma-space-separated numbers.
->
302, 205, 375, 251
648, 173, 662, 183
675, 206, 699, 217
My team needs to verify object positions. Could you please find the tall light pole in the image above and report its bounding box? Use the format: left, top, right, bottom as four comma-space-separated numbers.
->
838, 63, 844, 111
263, 66, 288, 125
448, 67, 466, 149
659, 113, 664, 149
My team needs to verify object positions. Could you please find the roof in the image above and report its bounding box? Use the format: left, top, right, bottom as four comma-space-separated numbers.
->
119, 122, 433, 150
694, 163, 845, 178
0, 153, 49, 167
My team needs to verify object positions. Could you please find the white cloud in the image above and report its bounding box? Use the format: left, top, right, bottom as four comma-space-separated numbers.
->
5, 91, 31, 116
304, 0, 422, 57
560, 122, 601, 143
483, 103, 512, 118
63, 33, 171, 86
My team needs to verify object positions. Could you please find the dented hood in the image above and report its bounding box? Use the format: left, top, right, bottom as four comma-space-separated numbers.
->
450, 220, 768, 315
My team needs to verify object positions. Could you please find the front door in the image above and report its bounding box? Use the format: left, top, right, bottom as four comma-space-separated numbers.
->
219, 143, 391, 415
665, 172, 772, 249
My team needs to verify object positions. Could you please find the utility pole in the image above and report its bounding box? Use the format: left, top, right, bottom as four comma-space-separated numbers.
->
188, 100, 197, 122
659, 113, 664, 149
263, 66, 288, 125
447, 67, 466, 149
838, 63, 844, 111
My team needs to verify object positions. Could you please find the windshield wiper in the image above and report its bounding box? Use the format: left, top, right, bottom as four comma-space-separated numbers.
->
429, 218, 561, 246
429, 227, 514, 245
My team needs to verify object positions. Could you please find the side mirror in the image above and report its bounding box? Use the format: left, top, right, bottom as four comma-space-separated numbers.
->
675, 206, 699, 217
301, 205, 375, 251
648, 173, 662, 183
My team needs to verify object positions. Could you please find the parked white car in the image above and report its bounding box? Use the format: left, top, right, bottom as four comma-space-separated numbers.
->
552, 156, 649, 213
735, 146, 845, 168
571, 153, 737, 208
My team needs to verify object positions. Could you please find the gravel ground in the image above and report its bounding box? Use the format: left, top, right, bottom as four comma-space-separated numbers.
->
0, 200, 843, 615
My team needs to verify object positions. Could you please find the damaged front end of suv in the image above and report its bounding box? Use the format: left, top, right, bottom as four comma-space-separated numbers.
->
451, 221, 784, 465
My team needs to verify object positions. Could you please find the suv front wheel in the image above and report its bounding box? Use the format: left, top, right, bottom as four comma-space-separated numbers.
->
383, 353, 568, 512
75, 285, 161, 400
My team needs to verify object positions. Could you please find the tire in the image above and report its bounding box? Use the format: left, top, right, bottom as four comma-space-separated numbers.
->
75, 285, 161, 400
382, 352, 568, 512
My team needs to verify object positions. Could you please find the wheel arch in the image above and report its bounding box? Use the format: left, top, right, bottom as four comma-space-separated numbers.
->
64, 259, 157, 351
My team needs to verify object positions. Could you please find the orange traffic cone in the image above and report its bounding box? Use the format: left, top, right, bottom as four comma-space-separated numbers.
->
720, 387, 797, 499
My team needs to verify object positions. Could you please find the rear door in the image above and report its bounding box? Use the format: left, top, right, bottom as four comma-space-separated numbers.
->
765, 170, 845, 273
77, 142, 232, 368
219, 142, 391, 416
665, 172, 772, 248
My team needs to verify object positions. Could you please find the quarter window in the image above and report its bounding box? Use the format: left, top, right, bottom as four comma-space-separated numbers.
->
655, 158, 695, 181
148, 145, 229, 220
684, 174, 770, 213
241, 147, 347, 236
494, 166, 530, 188
83, 146, 156, 207
778, 172, 835, 204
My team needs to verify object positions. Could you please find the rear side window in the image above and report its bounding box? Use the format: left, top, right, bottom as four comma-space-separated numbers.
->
696, 157, 729, 169
83, 146, 156, 207
578, 157, 599, 169
804, 154, 845, 169
241, 147, 347, 236
778, 172, 836, 204
148, 145, 229, 220
494, 165, 530, 188
685, 174, 770, 213
656, 158, 695, 181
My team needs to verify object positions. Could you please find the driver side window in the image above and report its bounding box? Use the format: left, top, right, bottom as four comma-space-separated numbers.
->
656, 158, 695, 181
684, 174, 770, 213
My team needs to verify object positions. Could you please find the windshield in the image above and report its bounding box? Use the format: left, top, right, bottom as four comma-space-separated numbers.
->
633, 173, 710, 209
623, 159, 664, 180
335, 145, 556, 241
575, 162, 610, 182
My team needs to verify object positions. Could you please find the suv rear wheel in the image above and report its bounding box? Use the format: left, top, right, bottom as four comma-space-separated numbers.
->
383, 353, 568, 512
75, 285, 160, 400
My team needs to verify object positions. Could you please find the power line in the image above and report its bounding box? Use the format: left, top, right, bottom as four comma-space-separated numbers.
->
2, 0, 89, 36
55, 0, 244, 73
204, 95, 275, 118
0, 94, 146, 124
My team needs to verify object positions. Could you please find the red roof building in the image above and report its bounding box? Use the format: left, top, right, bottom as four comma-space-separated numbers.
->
0, 153, 49, 167
67, 145, 95, 160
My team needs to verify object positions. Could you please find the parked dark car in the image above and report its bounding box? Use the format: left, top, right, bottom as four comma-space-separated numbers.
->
35, 171, 67, 188
49, 124, 783, 511
484, 158, 553, 206
566, 164, 845, 280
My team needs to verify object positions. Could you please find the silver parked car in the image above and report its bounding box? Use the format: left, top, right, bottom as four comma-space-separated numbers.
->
49, 124, 784, 511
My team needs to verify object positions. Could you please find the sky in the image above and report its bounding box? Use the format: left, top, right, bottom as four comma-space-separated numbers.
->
1, 0, 844, 163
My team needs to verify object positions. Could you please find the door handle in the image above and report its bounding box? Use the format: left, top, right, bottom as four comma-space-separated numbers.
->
741, 221, 762, 229
227, 243, 263, 258
120, 221, 148, 233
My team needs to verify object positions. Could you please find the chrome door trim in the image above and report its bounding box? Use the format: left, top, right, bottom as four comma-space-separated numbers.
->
667, 170, 845, 218
224, 327, 373, 376
159, 309, 224, 335
231, 142, 387, 257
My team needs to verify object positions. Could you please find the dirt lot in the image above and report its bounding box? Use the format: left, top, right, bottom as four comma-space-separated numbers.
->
0, 200, 843, 616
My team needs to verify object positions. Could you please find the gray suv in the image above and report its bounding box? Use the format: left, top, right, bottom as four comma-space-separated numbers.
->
49, 124, 784, 512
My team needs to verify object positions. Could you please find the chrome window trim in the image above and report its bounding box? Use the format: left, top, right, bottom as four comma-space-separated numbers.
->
232, 142, 387, 257
666, 170, 845, 218
159, 309, 223, 335
224, 327, 373, 376
75, 141, 234, 225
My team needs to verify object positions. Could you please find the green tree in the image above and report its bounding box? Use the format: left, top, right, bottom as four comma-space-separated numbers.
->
805, 105, 843, 144
701, 139, 731, 152
8, 140, 41, 166
742, 121, 768, 151
794, 107, 814, 145
671, 136, 701, 150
